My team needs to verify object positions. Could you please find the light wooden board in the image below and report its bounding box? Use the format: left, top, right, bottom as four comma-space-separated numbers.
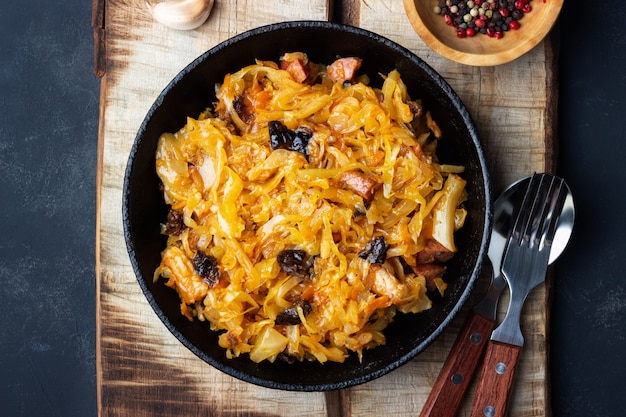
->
95, 1, 557, 415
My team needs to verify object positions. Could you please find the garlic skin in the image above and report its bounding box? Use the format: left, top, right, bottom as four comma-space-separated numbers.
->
147, 0, 214, 31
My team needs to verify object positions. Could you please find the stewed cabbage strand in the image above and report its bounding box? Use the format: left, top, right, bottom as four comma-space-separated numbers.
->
153, 52, 468, 364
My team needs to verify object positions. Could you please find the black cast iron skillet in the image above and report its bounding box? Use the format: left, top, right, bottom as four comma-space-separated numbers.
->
123, 20, 492, 391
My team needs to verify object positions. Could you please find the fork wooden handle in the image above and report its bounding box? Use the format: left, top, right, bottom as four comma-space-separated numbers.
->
469, 341, 522, 417
419, 312, 495, 417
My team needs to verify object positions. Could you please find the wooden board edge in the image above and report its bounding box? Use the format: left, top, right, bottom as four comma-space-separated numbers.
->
545, 269, 556, 417
545, 24, 560, 175
542, 22, 561, 417
95, 73, 107, 417
338, 0, 361, 26
325, 389, 353, 417
92, 0, 106, 77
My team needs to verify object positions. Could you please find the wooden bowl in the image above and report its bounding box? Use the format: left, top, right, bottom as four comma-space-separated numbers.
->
404, 0, 563, 66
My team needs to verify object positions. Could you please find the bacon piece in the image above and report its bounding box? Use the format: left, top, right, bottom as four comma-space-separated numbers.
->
415, 239, 455, 264
280, 58, 309, 83
160, 246, 209, 305
337, 170, 380, 203
327, 57, 362, 82
412, 263, 447, 292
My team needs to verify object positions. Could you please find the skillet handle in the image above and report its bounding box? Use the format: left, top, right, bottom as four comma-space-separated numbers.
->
469, 341, 522, 417
419, 312, 495, 417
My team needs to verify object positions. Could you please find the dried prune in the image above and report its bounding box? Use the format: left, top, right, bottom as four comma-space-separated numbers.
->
276, 249, 313, 279
359, 236, 389, 264
164, 209, 185, 236
268, 120, 312, 160
233, 94, 253, 123
276, 300, 312, 325
233, 94, 245, 118
192, 250, 220, 287
277, 352, 297, 364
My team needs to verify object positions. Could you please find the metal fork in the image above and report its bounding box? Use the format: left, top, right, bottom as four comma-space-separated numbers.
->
470, 173, 568, 417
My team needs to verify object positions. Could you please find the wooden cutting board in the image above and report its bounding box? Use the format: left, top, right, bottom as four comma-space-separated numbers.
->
95, 1, 558, 415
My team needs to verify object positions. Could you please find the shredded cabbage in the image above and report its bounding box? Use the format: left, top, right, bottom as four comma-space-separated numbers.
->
153, 53, 467, 364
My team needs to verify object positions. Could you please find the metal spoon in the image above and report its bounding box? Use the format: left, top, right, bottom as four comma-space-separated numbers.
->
470, 174, 574, 417
419, 174, 574, 417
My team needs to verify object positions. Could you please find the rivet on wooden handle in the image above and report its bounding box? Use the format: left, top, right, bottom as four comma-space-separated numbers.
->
470, 341, 522, 417
419, 312, 495, 417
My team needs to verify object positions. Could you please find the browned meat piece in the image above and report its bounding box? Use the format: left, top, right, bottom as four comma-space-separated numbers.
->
280, 58, 309, 83
412, 263, 447, 292
368, 264, 407, 303
415, 239, 455, 264
337, 170, 380, 203
327, 57, 362, 82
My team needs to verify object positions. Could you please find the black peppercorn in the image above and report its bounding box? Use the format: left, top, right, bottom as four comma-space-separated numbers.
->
436, 0, 533, 39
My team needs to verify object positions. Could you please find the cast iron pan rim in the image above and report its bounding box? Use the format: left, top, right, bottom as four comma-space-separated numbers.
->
122, 20, 493, 391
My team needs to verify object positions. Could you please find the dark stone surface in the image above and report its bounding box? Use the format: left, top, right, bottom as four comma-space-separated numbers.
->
0, 1, 99, 416
1, 0, 624, 415
552, 2, 626, 416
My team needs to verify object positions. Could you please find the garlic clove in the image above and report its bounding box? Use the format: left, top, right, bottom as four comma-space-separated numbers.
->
147, 0, 214, 31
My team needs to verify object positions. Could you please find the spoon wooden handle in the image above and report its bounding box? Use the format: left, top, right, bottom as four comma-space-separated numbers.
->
469, 341, 522, 417
419, 311, 495, 417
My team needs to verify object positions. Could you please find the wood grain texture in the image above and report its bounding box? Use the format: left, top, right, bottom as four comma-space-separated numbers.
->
419, 312, 496, 417
96, 0, 557, 416
92, 0, 106, 77
470, 341, 523, 417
